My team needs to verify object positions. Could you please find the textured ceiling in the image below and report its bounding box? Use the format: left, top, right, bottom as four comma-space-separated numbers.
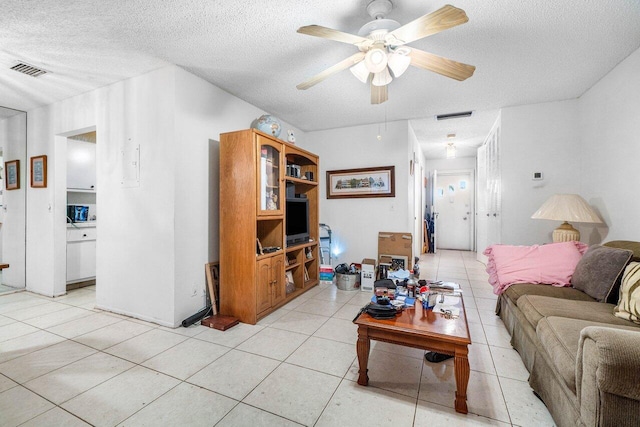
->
1, 0, 640, 158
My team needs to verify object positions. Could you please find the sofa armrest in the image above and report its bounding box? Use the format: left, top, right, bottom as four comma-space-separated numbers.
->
577, 326, 640, 426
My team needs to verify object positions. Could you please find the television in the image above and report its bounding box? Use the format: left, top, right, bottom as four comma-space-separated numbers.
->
286, 198, 310, 246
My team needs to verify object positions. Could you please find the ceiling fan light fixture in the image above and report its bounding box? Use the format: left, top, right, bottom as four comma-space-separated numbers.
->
371, 67, 392, 87
388, 51, 411, 77
350, 61, 370, 83
364, 48, 388, 73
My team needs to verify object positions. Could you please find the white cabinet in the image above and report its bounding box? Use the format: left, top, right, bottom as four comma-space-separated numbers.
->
67, 226, 96, 283
67, 139, 96, 191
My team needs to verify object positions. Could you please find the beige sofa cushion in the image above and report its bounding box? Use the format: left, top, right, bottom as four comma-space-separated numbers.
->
517, 295, 634, 330
503, 283, 595, 305
537, 317, 640, 394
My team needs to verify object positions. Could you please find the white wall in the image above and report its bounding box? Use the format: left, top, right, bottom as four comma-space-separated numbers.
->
25, 65, 304, 326
0, 113, 26, 288
172, 67, 303, 326
577, 46, 640, 243
305, 121, 410, 266
425, 157, 476, 173
499, 100, 581, 245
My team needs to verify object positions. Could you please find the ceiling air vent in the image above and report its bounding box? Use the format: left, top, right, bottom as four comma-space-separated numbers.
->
10, 62, 48, 77
436, 111, 473, 121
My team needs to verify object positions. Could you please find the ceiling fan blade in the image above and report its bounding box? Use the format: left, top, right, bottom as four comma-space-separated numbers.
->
387, 5, 469, 46
408, 48, 475, 81
298, 25, 372, 48
371, 82, 388, 104
297, 52, 366, 90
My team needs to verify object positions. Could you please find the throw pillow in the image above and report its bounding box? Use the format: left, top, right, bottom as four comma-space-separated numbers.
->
484, 241, 589, 295
614, 262, 640, 324
571, 245, 633, 303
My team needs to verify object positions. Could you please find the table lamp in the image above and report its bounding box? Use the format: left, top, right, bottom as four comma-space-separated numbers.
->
531, 194, 602, 242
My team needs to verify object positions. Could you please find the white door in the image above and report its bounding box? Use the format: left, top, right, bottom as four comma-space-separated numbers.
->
431, 170, 438, 253
476, 145, 488, 263
434, 171, 474, 250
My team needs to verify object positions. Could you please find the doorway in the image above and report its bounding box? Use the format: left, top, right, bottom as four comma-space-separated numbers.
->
434, 170, 475, 251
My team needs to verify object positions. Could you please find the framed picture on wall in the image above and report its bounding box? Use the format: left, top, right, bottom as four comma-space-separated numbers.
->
30, 155, 47, 188
5, 160, 20, 190
326, 166, 395, 199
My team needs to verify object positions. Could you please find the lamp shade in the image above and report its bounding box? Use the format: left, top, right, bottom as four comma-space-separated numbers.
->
350, 61, 370, 84
371, 67, 392, 87
388, 51, 411, 77
531, 194, 602, 223
364, 48, 388, 73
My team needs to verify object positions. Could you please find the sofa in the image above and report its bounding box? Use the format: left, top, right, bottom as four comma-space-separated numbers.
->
494, 241, 640, 427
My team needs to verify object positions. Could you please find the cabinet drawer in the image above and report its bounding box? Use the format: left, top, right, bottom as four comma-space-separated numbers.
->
67, 227, 97, 242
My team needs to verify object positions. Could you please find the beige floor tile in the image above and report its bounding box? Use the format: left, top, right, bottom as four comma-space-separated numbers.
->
346, 349, 423, 398
414, 400, 510, 426
194, 322, 263, 348
142, 338, 229, 380
293, 298, 345, 316
0, 340, 96, 383
24, 352, 134, 404
332, 303, 365, 321
104, 328, 188, 364
158, 323, 207, 337
270, 310, 329, 335
0, 296, 50, 315
490, 346, 530, 382
479, 309, 505, 327
19, 407, 91, 427
217, 403, 300, 427
370, 340, 426, 359
316, 379, 416, 427
346, 291, 376, 305
244, 363, 341, 426
73, 319, 151, 350
473, 287, 499, 300
286, 336, 355, 377
47, 312, 123, 339
475, 297, 499, 311
311, 288, 356, 304
483, 324, 512, 349
500, 376, 556, 427
0, 322, 40, 343
418, 358, 457, 407
116, 382, 236, 427
0, 385, 55, 426
0, 315, 14, 327
467, 371, 511, 422
23, 306, 93, 329
236, 327, 308, 361
0, 373, 17, 393
257, 307, 291, 325
465, 307, 482, 324
3, 301, 70, 321
312, 317, 358, 345
0, 330, 66, 364
469, 343, 496, 375
61, 366, 179, 427
468, 321, 487, 345
187, 349, 279, 400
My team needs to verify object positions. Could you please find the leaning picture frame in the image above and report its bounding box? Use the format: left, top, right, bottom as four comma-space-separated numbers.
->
326, 165, 395, 199
30, 155, 47, 188
5, 160, 20, 190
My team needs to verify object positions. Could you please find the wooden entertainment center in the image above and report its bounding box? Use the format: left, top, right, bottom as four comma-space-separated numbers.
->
219, 129, 320, 324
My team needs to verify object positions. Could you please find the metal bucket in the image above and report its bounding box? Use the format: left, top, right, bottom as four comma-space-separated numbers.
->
336, 273, 360, 291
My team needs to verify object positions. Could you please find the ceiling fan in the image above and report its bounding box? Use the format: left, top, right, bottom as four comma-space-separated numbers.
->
296, 1, 475, 104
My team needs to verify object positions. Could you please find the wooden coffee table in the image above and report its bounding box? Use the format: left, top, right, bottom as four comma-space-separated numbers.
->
353, 296, 472, 413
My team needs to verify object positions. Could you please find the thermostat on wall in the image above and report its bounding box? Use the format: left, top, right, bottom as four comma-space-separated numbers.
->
532, 172, 543, 181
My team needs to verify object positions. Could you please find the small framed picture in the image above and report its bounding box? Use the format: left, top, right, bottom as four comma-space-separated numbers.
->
5, 160, 20, 190
30, 155, 47, 188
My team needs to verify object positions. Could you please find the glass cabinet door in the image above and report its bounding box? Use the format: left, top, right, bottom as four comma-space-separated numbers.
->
256, 135, 283, 216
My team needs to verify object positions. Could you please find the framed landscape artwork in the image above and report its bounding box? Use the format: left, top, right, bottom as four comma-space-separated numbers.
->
326, 166, 395, 199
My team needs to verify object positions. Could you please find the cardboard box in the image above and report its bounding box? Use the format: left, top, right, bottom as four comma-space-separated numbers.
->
378, 232, 412, 270
361, 258, 376, 292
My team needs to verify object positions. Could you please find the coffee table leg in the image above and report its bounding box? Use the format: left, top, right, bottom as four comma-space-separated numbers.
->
356, 327, 370, 386
454, 346, 470, 413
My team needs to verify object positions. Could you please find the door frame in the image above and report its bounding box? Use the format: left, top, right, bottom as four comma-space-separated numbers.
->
433, 169, 476, 252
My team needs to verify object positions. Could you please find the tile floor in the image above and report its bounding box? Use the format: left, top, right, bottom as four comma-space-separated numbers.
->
0, 250, 556, 426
